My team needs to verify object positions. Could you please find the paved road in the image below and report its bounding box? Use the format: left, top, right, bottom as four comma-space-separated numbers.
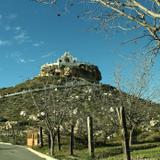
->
0, 144, 45, 160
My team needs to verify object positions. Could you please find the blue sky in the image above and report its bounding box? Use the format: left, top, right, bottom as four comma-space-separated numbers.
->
0, 0, 159, 94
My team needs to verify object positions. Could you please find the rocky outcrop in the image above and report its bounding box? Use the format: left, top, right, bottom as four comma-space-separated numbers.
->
39, 52, 102, 82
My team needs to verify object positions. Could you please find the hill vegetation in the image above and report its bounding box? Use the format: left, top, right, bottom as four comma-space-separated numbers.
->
0, 51, 160, 159
0, 76, 160, 159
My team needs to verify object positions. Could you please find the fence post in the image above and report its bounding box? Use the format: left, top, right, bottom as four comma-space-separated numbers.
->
87, 116, 95, 159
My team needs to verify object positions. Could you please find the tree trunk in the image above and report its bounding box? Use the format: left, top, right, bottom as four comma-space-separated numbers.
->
39, 126, 43, 148
103, 131, 108, 144
6, 129, 9, 142
120, 106, 131, 160
49, 130, 55, 156
11, 126, 16, 144
129, 127, 134, 147
57, 126, 61, 151
32, 133, 34, 147
48, 132, 51, 149
70, 125, 74, 155
87, 116, 95, 159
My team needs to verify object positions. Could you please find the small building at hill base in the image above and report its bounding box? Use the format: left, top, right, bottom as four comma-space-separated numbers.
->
27, 129, 38, 147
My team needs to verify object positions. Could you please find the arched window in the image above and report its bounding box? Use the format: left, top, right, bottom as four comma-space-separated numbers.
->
64, 57, 70, 63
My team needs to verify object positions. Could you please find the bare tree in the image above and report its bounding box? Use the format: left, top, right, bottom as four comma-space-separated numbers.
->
34, 0, 160, 54
114, 75, 131, 160
113, 52, 156, 160
25, 82, 70, 155
127, 53, 155, 144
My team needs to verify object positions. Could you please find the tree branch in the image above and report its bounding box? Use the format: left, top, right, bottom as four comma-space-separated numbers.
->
132, 0, 160, 18
152, 0, 160, 6
91, 0, 155, 31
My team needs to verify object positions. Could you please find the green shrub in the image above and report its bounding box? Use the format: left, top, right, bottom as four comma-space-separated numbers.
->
144, 132, 160, 142
137, 132, 150, 142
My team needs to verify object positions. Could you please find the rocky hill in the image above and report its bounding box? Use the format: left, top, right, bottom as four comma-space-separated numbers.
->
0, 55, 159, 146
0, 52, 158, 122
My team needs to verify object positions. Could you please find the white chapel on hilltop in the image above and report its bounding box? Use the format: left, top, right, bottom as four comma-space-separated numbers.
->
39, 52, 102, 82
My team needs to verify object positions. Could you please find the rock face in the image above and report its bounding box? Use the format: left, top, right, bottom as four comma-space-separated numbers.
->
39, 52, 102, 82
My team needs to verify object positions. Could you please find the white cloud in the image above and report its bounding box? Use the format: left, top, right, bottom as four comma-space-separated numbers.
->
14, 31, 30, 44
28, 59, 35, 62
0, 40, 10, 46
5, 26, 11, 31
5, 52, 24, 63
15, 26, 21, 31
0, 13, 43, 47
17, 58, 36, 64
41, 51, 55, 58
5, 52, 36, 64
0, 13, 42, 47
32, 41, 44, 47
33, 43, 40, 47
7, 13, 17, 19
18, 58, 36, 63
12, 26, 32, 45
19, 58, 26, 63
14, 32, 26, 40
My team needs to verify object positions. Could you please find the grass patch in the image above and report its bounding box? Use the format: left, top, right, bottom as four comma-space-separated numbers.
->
34, 142, 160, 160
107, 147, 160, 160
